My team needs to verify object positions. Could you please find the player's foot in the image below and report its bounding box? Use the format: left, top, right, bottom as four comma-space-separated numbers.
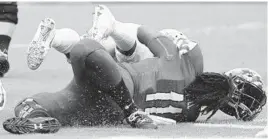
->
27, 18, 56, 70
0, 50, 9, 77
3, 117, 61, 134
0, 80, 6, 110
127, 110, 158, 129
90, 5, 116, 41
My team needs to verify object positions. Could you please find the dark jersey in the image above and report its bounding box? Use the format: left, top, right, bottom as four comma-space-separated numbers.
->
122, 36, 203, 122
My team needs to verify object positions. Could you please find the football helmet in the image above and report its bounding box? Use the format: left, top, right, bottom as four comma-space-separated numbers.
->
221, 68, 266, 121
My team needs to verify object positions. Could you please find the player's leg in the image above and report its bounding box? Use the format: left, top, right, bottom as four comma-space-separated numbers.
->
3, 76, 126, 134
52, 28, 81, 63
112, 22, 154, 63
27, 17, 118, 70
69, 38, 157, 129
70, 39, 138, 117
0, 2, 18, 76
137, 26, 178, 59
3, 80, 82, 134
27, 18, 81, 70
3, 91, 64, 134
91, 5, 153, 63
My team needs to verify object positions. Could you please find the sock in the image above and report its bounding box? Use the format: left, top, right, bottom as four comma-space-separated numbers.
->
116, 41, 136, 56
110, 21, 138, 52
109, 79, 138, 117
52, 28, 80, 54
0, 35, 11, 54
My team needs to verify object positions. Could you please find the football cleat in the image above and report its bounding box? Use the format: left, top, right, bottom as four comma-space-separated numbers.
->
3, 117, 61, 134
90, 5, 116, 41
127, 110, 158, 129
0, 80, 6, 110
27, 18, 56, 70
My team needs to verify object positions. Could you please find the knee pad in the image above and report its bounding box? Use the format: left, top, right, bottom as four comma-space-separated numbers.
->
14, 98, 50, 118
0, 2, 18, 24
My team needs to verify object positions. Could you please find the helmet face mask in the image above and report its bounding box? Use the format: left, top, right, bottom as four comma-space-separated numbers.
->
227, 75, 266, 121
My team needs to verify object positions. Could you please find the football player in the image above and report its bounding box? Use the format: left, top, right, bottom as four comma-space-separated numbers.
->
0, 2, 18, 111
3, 5, 266, 135
0, 2, 18, 77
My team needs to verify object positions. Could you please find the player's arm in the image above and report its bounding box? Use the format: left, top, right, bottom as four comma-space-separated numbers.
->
137, 26, 178, 58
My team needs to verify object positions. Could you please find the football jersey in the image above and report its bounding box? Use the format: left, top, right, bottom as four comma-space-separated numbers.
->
122, 39, 203, 121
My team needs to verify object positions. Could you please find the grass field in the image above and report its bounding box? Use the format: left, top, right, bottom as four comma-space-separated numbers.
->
0, 2, 267, 138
